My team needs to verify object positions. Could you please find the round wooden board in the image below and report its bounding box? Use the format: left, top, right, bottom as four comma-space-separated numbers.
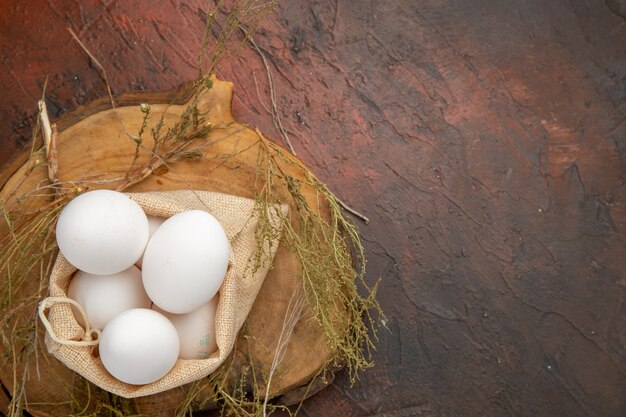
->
0, 78, 333, 416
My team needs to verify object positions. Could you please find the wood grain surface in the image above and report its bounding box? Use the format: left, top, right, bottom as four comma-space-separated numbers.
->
1, 1, 625, 416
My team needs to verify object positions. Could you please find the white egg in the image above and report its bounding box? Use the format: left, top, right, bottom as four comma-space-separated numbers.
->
135, 215, 166, 269
99, 308, 179, 385
67, 266, 151, 330
153, 295, 219, 360
56, 190, 149, 275
142, 210, 229, 314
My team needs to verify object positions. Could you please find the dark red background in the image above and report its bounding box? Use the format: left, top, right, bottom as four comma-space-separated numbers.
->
1, 1, 625, 416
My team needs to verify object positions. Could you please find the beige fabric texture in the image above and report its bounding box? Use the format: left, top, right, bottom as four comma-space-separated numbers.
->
42, 190, 288, 398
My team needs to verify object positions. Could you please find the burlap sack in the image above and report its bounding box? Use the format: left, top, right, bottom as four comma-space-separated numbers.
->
39, 190, 288, 398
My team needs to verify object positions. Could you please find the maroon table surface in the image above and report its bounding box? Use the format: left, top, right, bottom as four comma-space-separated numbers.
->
1, 1, 625, 416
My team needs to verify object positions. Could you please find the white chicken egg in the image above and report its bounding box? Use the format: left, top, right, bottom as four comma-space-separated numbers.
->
56, 190, 149, 275
135, 215, 166, 269
67, 266, 151, 330
153, 295, 219, 360
142, 210, 229, 314
99, 308, 179, 385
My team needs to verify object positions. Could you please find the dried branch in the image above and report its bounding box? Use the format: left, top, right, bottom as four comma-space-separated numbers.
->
37, 100, 59, 188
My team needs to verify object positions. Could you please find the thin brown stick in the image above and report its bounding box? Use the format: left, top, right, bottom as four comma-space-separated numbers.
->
37, 101, 51, 158
246, 32, 370, 224
262, 285, 305, 416
242, 26, 296, 155
48, 125, 59, 186
335, 197, 370, 224
37, 100, 59, 188
67, 27, 113, 108
252, 71, 272, 114
67, 27, 132, 140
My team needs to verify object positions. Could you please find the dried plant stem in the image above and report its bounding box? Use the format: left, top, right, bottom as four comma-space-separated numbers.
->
253, 71, 272, 114
37, 100, 59, 189
114, 127, 244, 192
67, 27, 133, 141
49, 126, 59, 184
242, 27, 296, 155
263, 286, 305, 417
334, 197, 370, 224
244, 30, 370, 224
67, 27, 207, 193
256, 127, 381, 379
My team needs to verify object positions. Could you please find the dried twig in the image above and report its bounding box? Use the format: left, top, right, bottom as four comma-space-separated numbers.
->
37, 100, 59, 188
241, 26, 296, 155
252, 71, 272, 114
114, 127, 244, 192
244, 30, 369, 224
66, 27, 213, 197
263, 286, 305, 417
335, 197, 370, 224
67, 27, 132, 140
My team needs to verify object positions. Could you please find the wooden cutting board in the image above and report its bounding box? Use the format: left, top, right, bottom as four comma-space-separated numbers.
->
0, 78, 335, 416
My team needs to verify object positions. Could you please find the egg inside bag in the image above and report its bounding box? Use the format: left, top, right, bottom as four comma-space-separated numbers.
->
99, 308, 180, 385
153, 295, 219, 360
55, 190, 149, 275
67, 266, 151, 330
40, 190, 288, 397
142, 210, 230, 314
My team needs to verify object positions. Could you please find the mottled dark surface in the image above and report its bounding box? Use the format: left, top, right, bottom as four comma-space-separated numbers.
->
1, 1, 625, 416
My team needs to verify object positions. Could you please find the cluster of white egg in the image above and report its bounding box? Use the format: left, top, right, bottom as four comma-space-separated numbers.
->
55, 190, 230, 385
